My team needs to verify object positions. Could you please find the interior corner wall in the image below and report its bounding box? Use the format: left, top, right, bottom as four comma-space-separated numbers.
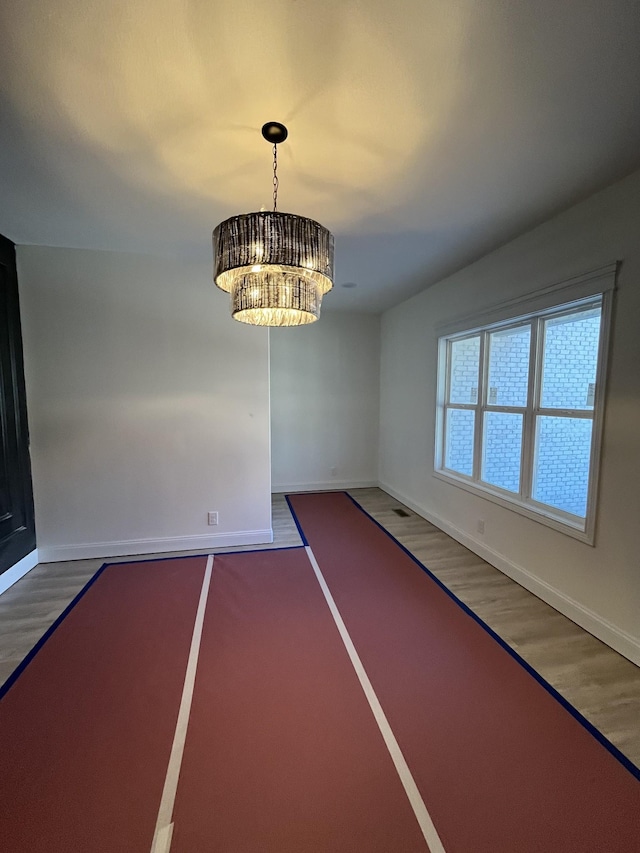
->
16, 246, 272, 561
270, 312, 380, 492
379, 169, 640, 664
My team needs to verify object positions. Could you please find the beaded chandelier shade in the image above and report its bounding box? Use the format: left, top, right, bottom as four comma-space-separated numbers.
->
213, 123, 334, 327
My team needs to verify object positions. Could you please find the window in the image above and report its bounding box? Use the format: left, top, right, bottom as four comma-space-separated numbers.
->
435, 270, 615, 543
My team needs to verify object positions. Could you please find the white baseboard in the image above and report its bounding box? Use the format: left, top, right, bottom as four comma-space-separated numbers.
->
0, 549, 39, 596
272, 480, 378, 494
379, 481, 640, 667
37, 529, 274, 563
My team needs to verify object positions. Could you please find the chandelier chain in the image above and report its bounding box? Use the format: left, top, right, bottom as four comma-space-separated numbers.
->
272, 143, 279, 212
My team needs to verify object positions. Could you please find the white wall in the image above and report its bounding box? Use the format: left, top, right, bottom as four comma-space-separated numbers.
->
271, 312, 380, 492
17, 246, 272, 560
379, 169, 640, 664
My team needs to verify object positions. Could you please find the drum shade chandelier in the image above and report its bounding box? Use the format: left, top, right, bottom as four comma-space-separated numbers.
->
213, 122, 334, 327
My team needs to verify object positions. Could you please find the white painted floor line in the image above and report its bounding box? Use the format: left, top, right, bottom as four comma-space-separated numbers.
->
305, 546, 446, 853
150, 555, 214, 853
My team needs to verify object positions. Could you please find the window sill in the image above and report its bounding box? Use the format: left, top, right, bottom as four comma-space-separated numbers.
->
432, 469, 595, 545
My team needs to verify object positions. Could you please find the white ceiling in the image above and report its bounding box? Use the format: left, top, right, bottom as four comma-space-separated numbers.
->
1, 0, 639, 312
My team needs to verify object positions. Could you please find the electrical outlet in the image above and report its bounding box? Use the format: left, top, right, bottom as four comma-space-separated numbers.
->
477, 519, 485, 535
208, 511, 218, 526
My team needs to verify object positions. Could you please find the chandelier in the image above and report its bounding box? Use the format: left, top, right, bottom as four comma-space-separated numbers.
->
213, 122, 334, 327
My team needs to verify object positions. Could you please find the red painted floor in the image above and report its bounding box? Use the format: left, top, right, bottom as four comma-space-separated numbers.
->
288, 492, 640, 852
2, 494, 639, 851
171, 548, 428, 852
0, 557, 207, 852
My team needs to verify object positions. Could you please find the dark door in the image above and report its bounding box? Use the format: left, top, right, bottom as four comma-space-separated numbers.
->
0, 234, 35, 574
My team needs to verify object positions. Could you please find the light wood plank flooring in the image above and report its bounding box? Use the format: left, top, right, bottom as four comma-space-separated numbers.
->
1, 488, 638, 768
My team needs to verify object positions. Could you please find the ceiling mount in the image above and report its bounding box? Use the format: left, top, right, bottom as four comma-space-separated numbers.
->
261, 122, 288, 144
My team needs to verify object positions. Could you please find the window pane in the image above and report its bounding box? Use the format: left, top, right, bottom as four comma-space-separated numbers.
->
533, 416, 593, 517
487, 325, 530, 407
482, 412, 522, 493
449, 336, 480, 404
541, 307, 601, 410
445, 408, 475, 476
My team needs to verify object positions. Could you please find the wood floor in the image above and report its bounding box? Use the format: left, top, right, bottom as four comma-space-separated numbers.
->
1, 487, 639, 768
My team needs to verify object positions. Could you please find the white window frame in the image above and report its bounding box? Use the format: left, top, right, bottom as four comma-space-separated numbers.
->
434, 263, 617, 545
